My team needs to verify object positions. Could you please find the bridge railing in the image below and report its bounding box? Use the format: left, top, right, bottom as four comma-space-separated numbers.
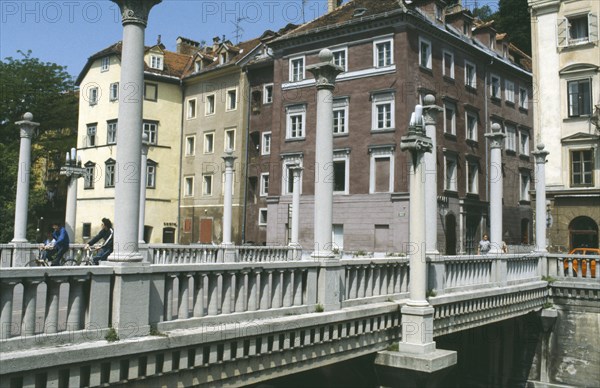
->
546, 253, 599, 281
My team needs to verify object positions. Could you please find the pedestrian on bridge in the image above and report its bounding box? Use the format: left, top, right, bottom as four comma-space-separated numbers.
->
85, 218, 114, 265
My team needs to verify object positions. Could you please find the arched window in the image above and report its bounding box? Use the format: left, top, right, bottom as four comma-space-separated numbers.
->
569, 216, 599, 250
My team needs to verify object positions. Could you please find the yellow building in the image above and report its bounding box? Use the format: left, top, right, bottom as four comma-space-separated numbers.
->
75, 42, 191, 243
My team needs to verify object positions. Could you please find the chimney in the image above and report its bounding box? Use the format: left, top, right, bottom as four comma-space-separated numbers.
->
328, 0, 342, 13
213, 36, 221, 52
176, 36, 201, 55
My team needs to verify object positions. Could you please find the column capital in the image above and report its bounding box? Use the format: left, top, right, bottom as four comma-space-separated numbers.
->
60, 165, 87, 179
422, 95, 443, 125
400, 107, 433, 156
222, 149, 237, 167
306, 49, 344, 90
532, 143, 549, 164
15, 112, 40, 139
485, 123, 505, 149
111, 0, 162, 27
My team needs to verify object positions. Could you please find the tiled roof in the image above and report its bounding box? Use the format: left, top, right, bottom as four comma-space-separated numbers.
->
183, 37, 263, 78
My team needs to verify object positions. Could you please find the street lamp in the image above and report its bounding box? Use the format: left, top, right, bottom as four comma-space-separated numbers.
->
60, 147, 86, 241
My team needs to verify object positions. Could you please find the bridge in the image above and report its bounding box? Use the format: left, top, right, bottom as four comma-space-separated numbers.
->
1, 244, 598, 387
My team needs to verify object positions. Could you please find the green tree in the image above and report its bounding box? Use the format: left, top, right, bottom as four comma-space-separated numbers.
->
0, 51, 78, 243
494, 0, 531, 54
472, 5, 497, 22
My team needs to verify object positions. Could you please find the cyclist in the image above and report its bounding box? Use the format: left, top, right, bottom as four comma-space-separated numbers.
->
39, 230, 56, 262
49, 221, 70, 266
85, 218, 114, 265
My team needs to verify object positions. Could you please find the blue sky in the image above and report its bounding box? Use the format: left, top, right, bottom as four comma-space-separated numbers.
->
1, 0, 500, 79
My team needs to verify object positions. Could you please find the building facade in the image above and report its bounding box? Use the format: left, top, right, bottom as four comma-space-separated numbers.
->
529, 0, 600, 251
257, 0, 534, 254
75, 42, 189, 243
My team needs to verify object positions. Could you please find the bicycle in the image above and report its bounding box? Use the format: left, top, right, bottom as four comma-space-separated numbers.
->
25, 248, 75, 267
74, 247, 96, 266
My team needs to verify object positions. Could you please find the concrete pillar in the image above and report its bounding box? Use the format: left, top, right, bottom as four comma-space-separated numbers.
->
485, 123, 505, 254
307, 49, 343, 259
222, 149, 237, 246
61, 148, 86, 242
532, 143, 549, 253
109, 0, 161, 263
423, 100, 443, 256
12, 112, 39, 243
289, 164, 303, 247
138, 134, 149, 244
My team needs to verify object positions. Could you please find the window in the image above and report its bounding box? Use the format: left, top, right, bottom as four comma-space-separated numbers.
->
444, 101, 456, 135
558, 13, 598, 46
465, 60, 477, 88
444, 155, 457, 191
101, 56, 110, 71
87, 124, 97, 147
89, 87, 98, 105
105, 159, 116, 188
571, 149, 594, 186
282, 157, 303, 195
146, 161, 156, 189
333, 154, 349, 194
467, 160, 479, 194
260, 173, 269, 196
490, 75, 501, 99
520, 173, 530, 201
436, 4, 444, 21
466, 111, 478, 141
443, 51, 454, 78
82, 223, 91, 239
194, 60, 202, 72
289, 56, 305, 82
150, 55, 163, 70
419, 37, 432, 69
143, 121, 158, 145
374, 39, 393, 68
505, 124, 517, 151
261, 132, 271, 155
187, 99, 197, 119
144, 83, 158, 101
519, 87, 529, 109
332, 48, 347, 71
505, 80, 515, 103
258, 208, 268, 226
286, 105, 306, 139
369, 146, 394, 193
107, 121, 117, 145
568, 79, 592, 117
185, 136, 195, 156
371, 92, 395, 131
84, 162, 95, 189
226, 89, 237, 111
203, 175, 213, 196
225, 128, 235, 151
184, 176, 194, 197
109, 82, 119, 101
205, 94, 215, 115
263, 84, 273, 104
520, 129, 530, 155
204, 132, 214, 153
333, 98, 349, 134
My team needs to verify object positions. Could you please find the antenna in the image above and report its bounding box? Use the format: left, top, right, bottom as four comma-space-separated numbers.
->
302, 0, 307, 23
232, 17, 247, 44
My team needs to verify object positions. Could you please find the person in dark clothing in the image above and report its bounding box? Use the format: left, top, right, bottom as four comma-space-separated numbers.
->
85, 218, 114, 265
50, 222, 70, 266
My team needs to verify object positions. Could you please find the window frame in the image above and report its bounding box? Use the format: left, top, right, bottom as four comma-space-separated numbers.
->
224, 128, 236, 151
465, 60, 477, 88
520, 172, 531, 201
369, 147, 395, 194
260, 172, 269, 197
205, 94, 216, 115
184, 176, 194, 197
263, 83, 273, 104
89, 87, 98, 106
146, 160, 157, 189
261, 132, 271, 155
289, 56, 305, 82
466, 111, 478, 141
185, 135, 195, 156
505, 79, 515, 103
282, 157, 303, 196
84, 162, 95, 189
490, 74, 501, 99
258, 208, 268, 226
101, 56, 110, 72
419, 37, 432, 70
371, 92, 395, 131
443, 50, 454, 79
519, 87, 529, 109
203, 174, 213, 196
332, 153, 350, 195
87, 124, 97, 147
444, 101, 457, 135
204, 132, 214, 154
332, 47, 348, 71
150, 54, 163, 70
286, 105, 306, 140
466, 159, 479, 194
187, 98, 197, 119
567, 78, 592, 117
226, 88, 238, 111
505, 124, 517, 152
333, 98, 349, 135
444, 154, 458, 192
519, 129, 530, 156
105, 159, 116, 188
107, 120, 117, 145
109, 82, 119, 101
144, 83, 158, 102
570, 148, 594, 187
143, 121, 158, 145
373, 38, 394, 68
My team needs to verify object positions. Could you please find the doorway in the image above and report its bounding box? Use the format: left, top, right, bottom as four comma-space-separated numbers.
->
199, 218, 213, 244
569, 216, 599, 250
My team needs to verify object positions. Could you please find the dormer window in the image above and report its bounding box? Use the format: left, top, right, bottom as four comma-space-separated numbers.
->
194, 60, 202, 72
435, 4, 444, 21
490, 34, 496, 50
150, 55, 163, 70
220, 52, 227, 64
463, 22, 471, 37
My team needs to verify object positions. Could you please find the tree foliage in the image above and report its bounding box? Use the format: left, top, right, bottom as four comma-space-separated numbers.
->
0, 51, 78, 243
494, 0, 531, 55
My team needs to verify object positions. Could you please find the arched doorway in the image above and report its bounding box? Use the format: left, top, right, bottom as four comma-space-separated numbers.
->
569, 216, 599, 250
445, 213, 457, 255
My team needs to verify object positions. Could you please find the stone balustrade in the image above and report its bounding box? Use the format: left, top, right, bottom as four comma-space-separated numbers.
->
547, 253, 600, 281
149, 244, 220, 264
341, 258, 410, 306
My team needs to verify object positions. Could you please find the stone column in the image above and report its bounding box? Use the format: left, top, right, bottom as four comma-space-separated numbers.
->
289, 164, 303, 247
12, 112, 39, 243
485, 123, 505, 254
423, 97, 443, 256
138, 134, 149, 244
109, 0, 161, 263
221, 149, 237, 262
306, 48, 343, 259
532, 143, 549, 253
61, 148, 86, 242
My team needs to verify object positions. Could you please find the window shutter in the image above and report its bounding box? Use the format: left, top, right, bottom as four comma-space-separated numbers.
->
588, 13, 598, 42
557, 17, 568, 47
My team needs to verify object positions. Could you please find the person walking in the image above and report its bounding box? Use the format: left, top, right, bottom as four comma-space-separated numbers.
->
478, 233, 491, 255
85, 218, 114, 265
50, 221, 70, 266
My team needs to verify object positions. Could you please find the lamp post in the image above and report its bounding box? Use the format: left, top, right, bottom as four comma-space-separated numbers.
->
60, 147, 86, 242
533, 143, 549, 253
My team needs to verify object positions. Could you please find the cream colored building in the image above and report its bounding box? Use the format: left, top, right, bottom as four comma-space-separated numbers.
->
75, 42, 190, 243
529, 0, 600, 251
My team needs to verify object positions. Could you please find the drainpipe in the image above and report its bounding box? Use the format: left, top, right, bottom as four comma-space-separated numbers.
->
241, 67, 251, 243
177, 80, 185, 243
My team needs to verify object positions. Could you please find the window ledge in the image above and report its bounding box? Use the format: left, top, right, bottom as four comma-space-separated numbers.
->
333, 133, 349, 138
519, 107, 529, 113
285, 137, 306, 143
563, 116, 591, 122
371, 128, 396, 134
519, 154, 531, 161
505, 101, 515, 108
505, 149, 517, 156
466, 193, 479, 199
490, 96, 501, 103
465, 85, 477, 93
519, 200, 531, 205
443, 190, 459, 198
443, 75, 455, 84
419, 66, 433, 75
466, 139, 478, 147
444, 133, 457, 140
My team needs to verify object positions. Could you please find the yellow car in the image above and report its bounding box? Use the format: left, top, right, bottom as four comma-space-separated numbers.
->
564, 247, 599, 278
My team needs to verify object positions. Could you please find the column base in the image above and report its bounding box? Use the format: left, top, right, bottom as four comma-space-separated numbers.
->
108, 251, 144, 263
110, 262, 152, 339
317, 260, 342, 311
311, 251, 335, 260
375, 349, 457, 388
400, 305, 435, 353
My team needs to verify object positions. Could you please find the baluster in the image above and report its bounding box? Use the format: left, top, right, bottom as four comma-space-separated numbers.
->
236, 271, 248, 312
347, 267, 356, 300
22, 278, 42, 336
178, 273, 191, 320
193, 273, 205, 317
357, 266, 366, 298
207, 273, 219, 316
0, 280, 18, 340
222, 272, 232, 315
373, 265, 381, 296
293, 269, 304, 306
165, 274, 175, 321
272, 270, 283, 308
401, 264, 409, 293
393, 264, 401, 294
282, 270, 292, 307
248, 270, 259, 311
366, 265, 374, 297
67, 277, 87, 331
45, 277, 63, 334
259, 270, 272, 310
